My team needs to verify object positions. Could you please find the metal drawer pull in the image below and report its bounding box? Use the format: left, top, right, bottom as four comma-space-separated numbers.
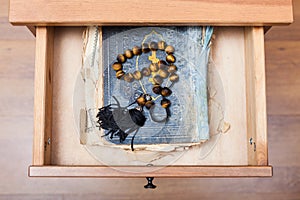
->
144, 177, 156, 189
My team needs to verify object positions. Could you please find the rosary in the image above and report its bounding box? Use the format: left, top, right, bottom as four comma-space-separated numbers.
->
97, 40, 179, 150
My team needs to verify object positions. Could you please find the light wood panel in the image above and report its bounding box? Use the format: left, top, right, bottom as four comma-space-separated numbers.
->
33, 27, 54, 165
49, 27, 249, 167
0, 0, 34, 40
244, 27, 268, 166
1, 0, 299, 198
265, 0, 300, 41
2, 192, 300, 200
268, 116, 300, 167
0, 41, 35, 79
9, 0, 293, 26
265, 41, 300, 115
29, 166, 272, 177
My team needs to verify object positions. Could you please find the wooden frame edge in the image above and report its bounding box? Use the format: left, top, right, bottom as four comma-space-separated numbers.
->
9, 0, 293, 26
244, 27, 268, 166
30, 26, 273, 178
33, 26, 54, 165
28, 166, 273, 178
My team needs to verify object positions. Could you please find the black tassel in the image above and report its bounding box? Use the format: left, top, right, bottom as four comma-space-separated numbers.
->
131, 129, 139, 151
129, 108, 146, 127
96, 97, 146, 151
96, 104, 129, 143
166, 107, 171, 119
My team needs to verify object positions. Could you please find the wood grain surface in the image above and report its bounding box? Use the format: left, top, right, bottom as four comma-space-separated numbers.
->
48, 26, 250, 169
9, 0, 293, 26
33, 27, 54, 166
28, 166, 272, 178
1, 0, 299, 199
244, 27, 268, 166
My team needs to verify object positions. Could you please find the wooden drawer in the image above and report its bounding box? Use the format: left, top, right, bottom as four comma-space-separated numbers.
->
9, 0, 293, 178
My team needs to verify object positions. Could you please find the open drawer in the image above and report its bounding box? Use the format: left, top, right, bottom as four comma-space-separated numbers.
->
9, 0, 293, 178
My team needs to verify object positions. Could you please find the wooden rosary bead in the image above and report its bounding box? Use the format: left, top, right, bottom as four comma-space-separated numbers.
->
145, 101, 155, 109
161, 98, 171, 108
158, 69, 169, 79
169, 73, 179, 82
142, 43, 150, 53
149, 63, 159, 72
161, 87, 172, 97
133, 71, 143, 80
116, 70, 125, 79
117, 54, 127, 63
166, 54, 176, 63
152, 85, 162, 94
112, 62, 123, 71
158, 41, 166, 50
153, 75, 163, 85
149, 42, 158, 51
132, 46, 142, 55
136, 95, 146, 106
165, 45, 175, 54
168, 64, 177, 73
123, 73, 134, 82
141, 67, 151, 77
158, 60, 168, 70
124, 49, 133, 59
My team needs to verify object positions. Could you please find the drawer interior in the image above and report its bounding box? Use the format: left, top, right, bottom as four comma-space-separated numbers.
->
31, 26, 270, 177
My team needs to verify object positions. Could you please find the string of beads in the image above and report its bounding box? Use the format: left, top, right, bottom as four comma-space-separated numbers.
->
111, 41, 179, 111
